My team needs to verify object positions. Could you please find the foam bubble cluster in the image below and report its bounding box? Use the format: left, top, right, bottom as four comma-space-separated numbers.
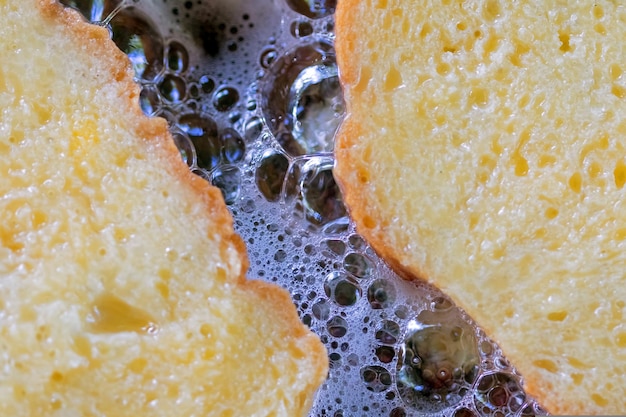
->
61, 0, 549, 415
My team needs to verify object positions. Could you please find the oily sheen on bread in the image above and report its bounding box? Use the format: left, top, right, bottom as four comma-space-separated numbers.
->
335, 1, 626, 414
0, 0, 327, 415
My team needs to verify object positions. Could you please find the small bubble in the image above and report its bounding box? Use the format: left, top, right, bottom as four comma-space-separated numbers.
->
324, 272, 361, 307
213, 86, 240, 111
188, 83, 200, 98
325, 239, 346, 256
228, 111, 241, 124
479, 339, 494, 357
290, 20, 314, 38
244, 116, 264, 141
453, 407, 478, 417
199, 75, 215, 93
368, 280, 397, 309
274, 250, 287, 262
347, 353, 359, 366
156, 108, 176, 126
375, 346, 396, 364
288, 63, 344, 154
360, 365, 392, 392
260, 48, 278, 68
159, 74, 187, 103
166, 40, 189, 73
494, 357, 510, 370
326, 315, 348, 338
395, 305, 410, 320
60, 0, 110, 22
171, 131, 196, 167
255, 150, 289, 202
474, 373, 526, 414
343, 253, 373, 278
389, 407, 407, 417
376, 320, 400, 345
300, 158, 347, 226
139, 85, 161, 116
220, 128, 245, 164
396, 311, 480, 412
211, 166, 241, 205
348, 234, 366, 250
285, 0, 337, 19
246, 99, 257, 111
192, 167, 211, 181
431, 296, 454, 311
177, 113, 220, 171
312, 300, 330, 320
110, 9, 164, 81
262, 41, 340, 156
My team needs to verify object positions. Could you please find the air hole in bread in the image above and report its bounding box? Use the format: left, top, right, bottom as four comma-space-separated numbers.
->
612, 84, 626, 98
613, 160, 626, 188
593, 4, 605, 19
568, 172, 582, 193
558, 31, 572, 53
384, 66, 403, 91
483, 0, 501, 20
533, 359, 558, 373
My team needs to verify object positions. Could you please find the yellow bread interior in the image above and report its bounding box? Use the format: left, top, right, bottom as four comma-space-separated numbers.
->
335, 0, 626, 414
0, 0, 327, 415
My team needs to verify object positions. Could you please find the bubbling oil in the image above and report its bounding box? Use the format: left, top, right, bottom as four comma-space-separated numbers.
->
60, 0, 547, 415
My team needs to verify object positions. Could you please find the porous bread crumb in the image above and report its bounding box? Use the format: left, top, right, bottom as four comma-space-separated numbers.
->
0, 0, 327, 415
335, 0, 626, 414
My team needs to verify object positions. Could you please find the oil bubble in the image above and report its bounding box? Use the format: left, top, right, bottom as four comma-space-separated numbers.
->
327, 315, 348, 338
389, 407, 407, 417
255, 150, 289, 202
474, 372, 526, 415
262, 41, 339, 156
260, 48, 278, 68
220, 128, 245, 164
343, 252, 373, 278
166, 40, 189, 73
299, 157, 347, 226
312, 300, 330, 321
139, 84, 161, 116
171, 131, 197, 167
375, 320, 400, 345
199, 75, 215, 94
348, 234, 366, 250
211, 166, 241, 205
60, 0, 108, 22
325, 239, 346, 256
431, 296, 454, 312
244, 116, 265, 142
213, 86, 240, 112
453, 407, 478, 417
288, 62, 344, 154
159, 74, 187, 103
324, 272, 361, 307
376, 346, 396, 364
285, 0, 337, 19
361, 365, 392, 392
368, 280, 397, 310
110, 8, 164, 81
177, 113, 220, 171
290, 20, 314, 38
396, 310, 480, 412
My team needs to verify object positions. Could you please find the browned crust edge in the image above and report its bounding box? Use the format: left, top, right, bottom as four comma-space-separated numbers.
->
36, 0, 328, 412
